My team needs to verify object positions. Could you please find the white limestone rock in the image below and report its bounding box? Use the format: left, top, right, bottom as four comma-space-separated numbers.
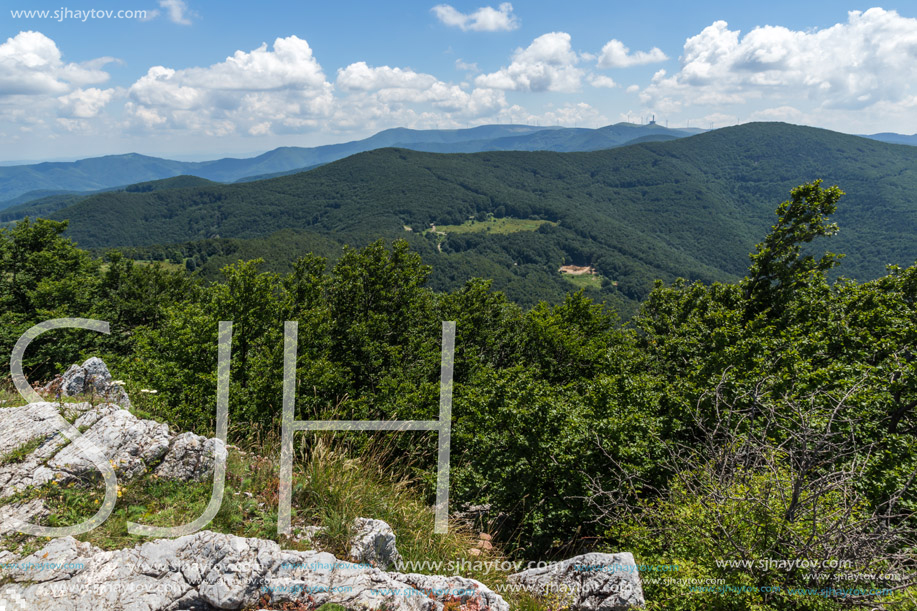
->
507, 552, 645, 610
349, 517, 403, 569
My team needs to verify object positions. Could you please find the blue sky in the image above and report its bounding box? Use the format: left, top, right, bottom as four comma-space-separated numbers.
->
2, 1, 916, 161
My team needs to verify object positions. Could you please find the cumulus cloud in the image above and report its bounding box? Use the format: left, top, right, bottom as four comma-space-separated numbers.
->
640, 8, 917, 120
590, 75, 617, 88
58, 87, 116, 118
124, 36, 514, 138
475, 32, 583, 92
431, 3, 519, 32
127, 35, 334, 134
540, 102, 606, 126
597, 39, 668, 68
0, 31, 111, 97
335, 61, 508, 120
337, 62, 439, 92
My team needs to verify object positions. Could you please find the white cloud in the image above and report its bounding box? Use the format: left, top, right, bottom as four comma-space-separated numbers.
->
335, 61, 508, 119
124, 36, 516, 138
0, 31, 111, 97
248, 121, 271, 136
337, 62, 438, 92
641, 8, 917, 124
542, 102, 605, 126
58, 87, 116, 118
431, 3, 519, 32
597, 39, 668, 68
493, 101, 608, 127
475, 32, 583, 92
455, 59, 479, 72
159, 0, 192, 25
590, 75, 617, 88
127, 36, 334, 135
748, 106, 805, 122
626, 84, 640, 94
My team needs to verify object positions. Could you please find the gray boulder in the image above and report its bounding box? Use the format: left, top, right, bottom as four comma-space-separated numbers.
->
154, 432, 225, 482
507, 552, 645, 610
350, 517, 403, 569
41, 357, 131, 407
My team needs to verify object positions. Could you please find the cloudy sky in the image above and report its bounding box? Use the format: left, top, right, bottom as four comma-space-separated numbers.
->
2, 1, 916, 161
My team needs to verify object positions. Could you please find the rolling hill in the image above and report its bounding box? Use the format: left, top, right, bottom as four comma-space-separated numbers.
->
0, 175, 219, 223
39, 122, 917, 310
0, 123, 697, 205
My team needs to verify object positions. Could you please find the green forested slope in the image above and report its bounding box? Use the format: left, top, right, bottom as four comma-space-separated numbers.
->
49, 122, 917, 307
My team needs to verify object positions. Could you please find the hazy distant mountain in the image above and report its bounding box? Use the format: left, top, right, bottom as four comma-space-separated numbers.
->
0, 123, 696, 205
0, 175, 218, 222
865, 132, 917, 146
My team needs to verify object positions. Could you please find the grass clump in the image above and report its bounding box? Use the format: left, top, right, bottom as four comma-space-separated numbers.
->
0, 437, 44, 467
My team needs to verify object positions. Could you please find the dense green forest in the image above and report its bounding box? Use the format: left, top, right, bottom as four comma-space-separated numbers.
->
19, 122, 917, 312
2, 179, 916, 609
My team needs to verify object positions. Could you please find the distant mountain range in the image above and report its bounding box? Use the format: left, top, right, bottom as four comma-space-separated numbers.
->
0, 123, 704, 205
865, 132, 917, 146
22, 122, 917, 311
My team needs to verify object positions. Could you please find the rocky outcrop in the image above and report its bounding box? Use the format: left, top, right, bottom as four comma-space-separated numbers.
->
1, 359, 514, 610
0, 401, 220, 490
1, 388, 222, 537
0, 531, 508, 611
507, 552, 645, 610
349, 517, 402, 570
48, 406, 172, 481
40, 356, 131, 407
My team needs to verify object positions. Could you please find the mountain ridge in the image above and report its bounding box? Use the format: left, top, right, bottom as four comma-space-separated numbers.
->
0, 123, 700, 204
35, 122, 917, 309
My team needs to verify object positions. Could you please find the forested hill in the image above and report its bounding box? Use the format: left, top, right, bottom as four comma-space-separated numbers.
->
47, 122, 917, 308
0, 122, 697, 204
